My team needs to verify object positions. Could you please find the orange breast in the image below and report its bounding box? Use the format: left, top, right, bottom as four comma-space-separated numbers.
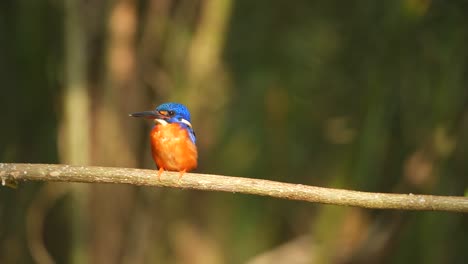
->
150, 123, 198, 172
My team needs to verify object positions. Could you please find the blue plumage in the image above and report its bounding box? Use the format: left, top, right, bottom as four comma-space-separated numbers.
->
155, 102, 192, 122
155, 103, 196, 143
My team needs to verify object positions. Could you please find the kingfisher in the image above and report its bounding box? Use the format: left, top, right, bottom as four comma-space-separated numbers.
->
130, 102, 197, 180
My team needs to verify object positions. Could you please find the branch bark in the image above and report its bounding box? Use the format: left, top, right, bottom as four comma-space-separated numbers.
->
1, 163, 467, 213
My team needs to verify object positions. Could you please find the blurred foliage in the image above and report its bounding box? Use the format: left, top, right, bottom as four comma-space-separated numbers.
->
1, 0, 468, 263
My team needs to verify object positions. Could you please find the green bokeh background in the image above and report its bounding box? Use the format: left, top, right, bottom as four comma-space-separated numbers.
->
1, 0, 467, 263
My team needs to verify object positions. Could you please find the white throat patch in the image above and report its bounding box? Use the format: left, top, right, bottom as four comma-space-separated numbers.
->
154, 118, 192, 127
155, 119, 168, 125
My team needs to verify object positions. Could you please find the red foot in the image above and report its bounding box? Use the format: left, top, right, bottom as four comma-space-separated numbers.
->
157, 167, 164, 181
178, 169, 187, 181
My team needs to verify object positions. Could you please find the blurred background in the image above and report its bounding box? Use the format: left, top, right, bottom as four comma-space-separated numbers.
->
1, 0, 468, 263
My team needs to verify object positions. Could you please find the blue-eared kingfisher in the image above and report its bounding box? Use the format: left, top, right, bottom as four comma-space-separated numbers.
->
130, 102, 197, 180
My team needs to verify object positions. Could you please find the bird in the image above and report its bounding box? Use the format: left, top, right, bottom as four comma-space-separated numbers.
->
130, 102, 197, 180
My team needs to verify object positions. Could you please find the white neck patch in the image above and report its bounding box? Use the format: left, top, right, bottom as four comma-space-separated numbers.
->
180, 118, 192, 128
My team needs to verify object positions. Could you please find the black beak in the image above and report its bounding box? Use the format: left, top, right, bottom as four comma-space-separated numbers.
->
129, 110, 162, 119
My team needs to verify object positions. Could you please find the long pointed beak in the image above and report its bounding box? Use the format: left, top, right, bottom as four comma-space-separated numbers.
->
129, 110, 161, 119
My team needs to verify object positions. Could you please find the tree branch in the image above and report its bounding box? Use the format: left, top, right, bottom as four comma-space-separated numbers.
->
1, 163, 467, 213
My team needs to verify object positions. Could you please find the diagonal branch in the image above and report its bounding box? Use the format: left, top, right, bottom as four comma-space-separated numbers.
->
1, 163, 467, 213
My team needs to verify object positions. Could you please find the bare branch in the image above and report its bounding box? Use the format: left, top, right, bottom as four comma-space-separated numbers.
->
1, 163, 467, 213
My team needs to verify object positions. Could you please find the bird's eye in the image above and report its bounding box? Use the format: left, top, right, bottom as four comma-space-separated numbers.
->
168, 111, 175, 116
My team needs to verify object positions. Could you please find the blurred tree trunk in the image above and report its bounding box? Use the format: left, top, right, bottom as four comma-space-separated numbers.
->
62, 0, 91, 263
183, 0, 233, 171
90, 0, 140, 263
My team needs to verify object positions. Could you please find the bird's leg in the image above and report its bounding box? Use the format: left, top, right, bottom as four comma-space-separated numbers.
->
157, 167, 164, 181
178, 169, 187, 181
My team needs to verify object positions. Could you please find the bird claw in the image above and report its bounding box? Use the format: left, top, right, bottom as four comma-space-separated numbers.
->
157, 168, 186, 183
178, 169, 186, 183
157, 167, 164, 181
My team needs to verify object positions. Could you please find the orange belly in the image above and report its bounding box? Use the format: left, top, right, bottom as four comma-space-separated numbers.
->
150, 123, 198, 172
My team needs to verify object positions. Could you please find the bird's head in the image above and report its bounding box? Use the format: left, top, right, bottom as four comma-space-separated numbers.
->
130, 102, 195, 142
